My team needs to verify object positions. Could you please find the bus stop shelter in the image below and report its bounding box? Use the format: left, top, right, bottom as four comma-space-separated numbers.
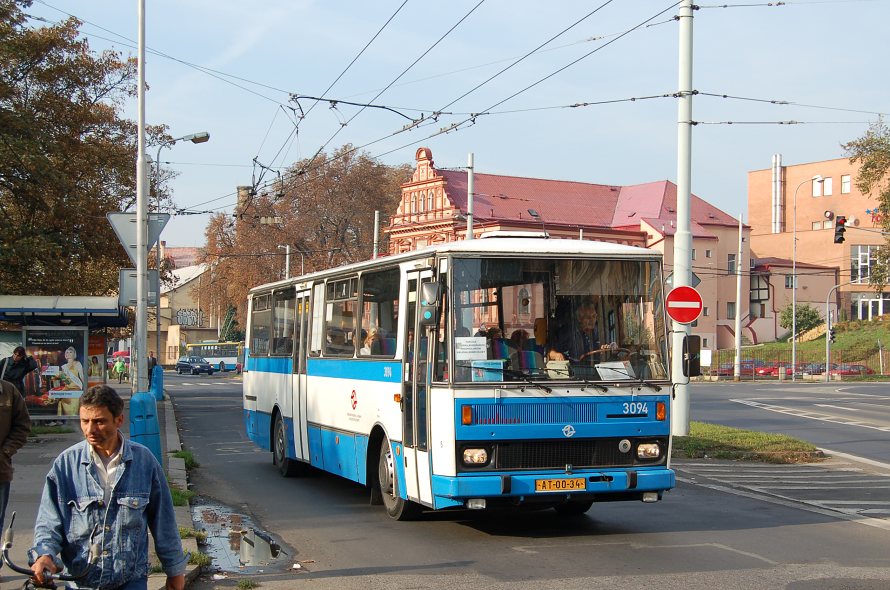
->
0, 296, 128, 419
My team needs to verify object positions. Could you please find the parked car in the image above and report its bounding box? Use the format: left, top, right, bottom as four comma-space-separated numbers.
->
715, 360, 759, 376
828, 364, 875, 376
176, 356, 215, 375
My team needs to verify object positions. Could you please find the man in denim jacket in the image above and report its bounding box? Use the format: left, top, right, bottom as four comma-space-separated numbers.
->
30, 385, 187, 589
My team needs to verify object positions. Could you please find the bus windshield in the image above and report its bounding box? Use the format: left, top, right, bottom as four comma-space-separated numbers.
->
449, 256, 669, 383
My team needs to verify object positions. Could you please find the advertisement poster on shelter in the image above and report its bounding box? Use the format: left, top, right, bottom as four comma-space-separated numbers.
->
24, 328, 87, 417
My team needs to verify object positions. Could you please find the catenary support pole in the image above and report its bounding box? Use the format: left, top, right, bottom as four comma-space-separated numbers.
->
135, 0, 149, 393
671, 0, 694, 436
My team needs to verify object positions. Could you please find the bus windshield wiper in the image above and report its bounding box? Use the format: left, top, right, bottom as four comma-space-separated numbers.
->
454, 361, 552, 394
500, 367, 553, 394
544, 365, 608, 393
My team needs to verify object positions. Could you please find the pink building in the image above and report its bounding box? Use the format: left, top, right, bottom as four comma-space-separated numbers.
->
749, 155, 886, 322
388, 148, 750, 350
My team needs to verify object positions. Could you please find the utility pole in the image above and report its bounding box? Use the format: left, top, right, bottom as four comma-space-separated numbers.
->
733, 213, 743, 380
134, 0, 149, 393
373, 210, 380, 258
466, 153, 474, 240
671, 0, 694, 436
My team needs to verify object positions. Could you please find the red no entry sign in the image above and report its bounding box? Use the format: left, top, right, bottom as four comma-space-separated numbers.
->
666, 286, 703, 324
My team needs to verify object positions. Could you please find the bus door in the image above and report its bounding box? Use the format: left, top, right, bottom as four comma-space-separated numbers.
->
293, 290, 311, 461
402, 271, 433, 505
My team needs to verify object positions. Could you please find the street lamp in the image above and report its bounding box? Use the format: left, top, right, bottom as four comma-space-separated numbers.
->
791, 174, 822, 381
153, 131, 210, 367
277, 245, 290, 279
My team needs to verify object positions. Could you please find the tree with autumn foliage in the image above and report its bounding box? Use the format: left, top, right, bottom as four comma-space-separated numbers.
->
199, 145, 411, 325
0, 0, 173, 297
844, 118, 890, 287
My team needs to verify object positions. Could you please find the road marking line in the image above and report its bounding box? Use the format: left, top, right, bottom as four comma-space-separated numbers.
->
815, 404, 860, 411
676, 476, 890, 532
819, 447, 890, 472
730, 398, 890, 432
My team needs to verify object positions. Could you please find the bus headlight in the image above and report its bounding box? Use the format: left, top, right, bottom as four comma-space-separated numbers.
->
636, 443, 661, 460
462, 448, 489, 465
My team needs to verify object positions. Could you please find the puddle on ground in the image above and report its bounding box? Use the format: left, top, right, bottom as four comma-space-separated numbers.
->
191, 499, 292, 574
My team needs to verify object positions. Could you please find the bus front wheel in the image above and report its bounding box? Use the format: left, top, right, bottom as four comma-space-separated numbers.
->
273, 415, 299, 477
377, 439, 420, 521
553, 499, 593, 516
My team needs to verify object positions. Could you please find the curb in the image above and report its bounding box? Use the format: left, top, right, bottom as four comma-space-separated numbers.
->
148, 397, 202, 589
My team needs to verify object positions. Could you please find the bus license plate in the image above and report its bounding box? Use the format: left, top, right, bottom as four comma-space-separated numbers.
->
534, 478, 586, 492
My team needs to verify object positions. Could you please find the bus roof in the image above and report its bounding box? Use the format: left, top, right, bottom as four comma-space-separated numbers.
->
249, 236, 659, 295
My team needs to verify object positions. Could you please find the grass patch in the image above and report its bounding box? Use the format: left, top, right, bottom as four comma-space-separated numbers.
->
673, 421, 824, 464
169, 484, 196, 506
237, 580, 259, 590
29, 425, 76, 436
179, 527, 208, 543
188, 551, 212, 567
172, 449, 199, 470
149, 562, 164, 574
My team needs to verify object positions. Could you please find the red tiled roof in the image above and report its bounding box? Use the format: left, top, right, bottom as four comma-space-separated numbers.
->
435, 169, 741, 233
440, 170, 619, 227
753, 256, 837, 270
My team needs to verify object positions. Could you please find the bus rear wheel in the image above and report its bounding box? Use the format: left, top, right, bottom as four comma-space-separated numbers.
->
377, 439, 420, 520
273, 415, 299, 477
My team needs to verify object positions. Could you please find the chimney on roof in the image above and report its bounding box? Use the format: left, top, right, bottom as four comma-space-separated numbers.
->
236, 185, 252, 218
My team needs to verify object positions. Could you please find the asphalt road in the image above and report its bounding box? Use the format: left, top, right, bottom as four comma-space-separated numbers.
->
690, 381, 890, 463
166, 374, 890, 590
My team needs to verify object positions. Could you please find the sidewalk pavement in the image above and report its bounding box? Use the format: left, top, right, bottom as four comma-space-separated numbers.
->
3, 382, 201, 589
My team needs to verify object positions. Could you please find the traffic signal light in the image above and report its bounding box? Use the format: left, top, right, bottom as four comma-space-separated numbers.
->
829, 327, 836, 343
833, 216, 847, 244
682, 335, 702, 377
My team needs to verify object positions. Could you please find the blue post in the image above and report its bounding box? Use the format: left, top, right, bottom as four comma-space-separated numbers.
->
150, 364, 164, 401
129, 391, 162, 464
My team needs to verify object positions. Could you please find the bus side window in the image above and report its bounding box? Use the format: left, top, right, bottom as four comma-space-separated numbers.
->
250, 294, 271, 356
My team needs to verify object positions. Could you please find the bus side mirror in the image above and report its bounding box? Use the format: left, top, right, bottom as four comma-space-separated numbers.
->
418, 282, 441, 327
682, 335, 701, 377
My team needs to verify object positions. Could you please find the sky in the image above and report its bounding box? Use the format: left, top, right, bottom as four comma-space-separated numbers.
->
26, 0, 890, 247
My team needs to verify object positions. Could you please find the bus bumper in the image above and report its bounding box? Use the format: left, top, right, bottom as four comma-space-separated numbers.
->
431, 468, 675, 509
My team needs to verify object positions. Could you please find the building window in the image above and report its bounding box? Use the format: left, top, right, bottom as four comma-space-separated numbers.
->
784, 275, 797, 289
428, 190, 434, 211
841, 174, 851, 194
852, 245, 878, 284
812, 178, 823, 197
728, 253, 736, 274
823, 177, 833, 196
411, 193, 417, 214
703, 306, 709, 316
823, 219, 833, 229
705, 249, 712, 258
727, 301, 736, 319
811, 221, 821, 231
691, 249, 696, 260
703, 338, 709, 348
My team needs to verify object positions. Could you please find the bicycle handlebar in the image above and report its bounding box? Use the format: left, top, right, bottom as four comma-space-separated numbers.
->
1, 512, 100, 586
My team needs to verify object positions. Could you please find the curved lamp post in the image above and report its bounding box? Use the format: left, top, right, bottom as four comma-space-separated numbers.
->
153, 131, 210, 366
791, 174, 822, 381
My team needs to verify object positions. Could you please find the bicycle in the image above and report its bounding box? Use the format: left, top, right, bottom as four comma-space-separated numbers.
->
1, 512, 99, 589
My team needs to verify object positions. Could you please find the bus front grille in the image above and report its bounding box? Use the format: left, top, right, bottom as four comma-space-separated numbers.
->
491, 438, 666, 470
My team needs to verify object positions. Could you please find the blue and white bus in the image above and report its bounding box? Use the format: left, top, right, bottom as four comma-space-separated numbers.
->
243, 235, 675, 519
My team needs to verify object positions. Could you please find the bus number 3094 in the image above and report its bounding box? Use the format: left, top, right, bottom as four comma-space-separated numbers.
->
623, 402, 648, 415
